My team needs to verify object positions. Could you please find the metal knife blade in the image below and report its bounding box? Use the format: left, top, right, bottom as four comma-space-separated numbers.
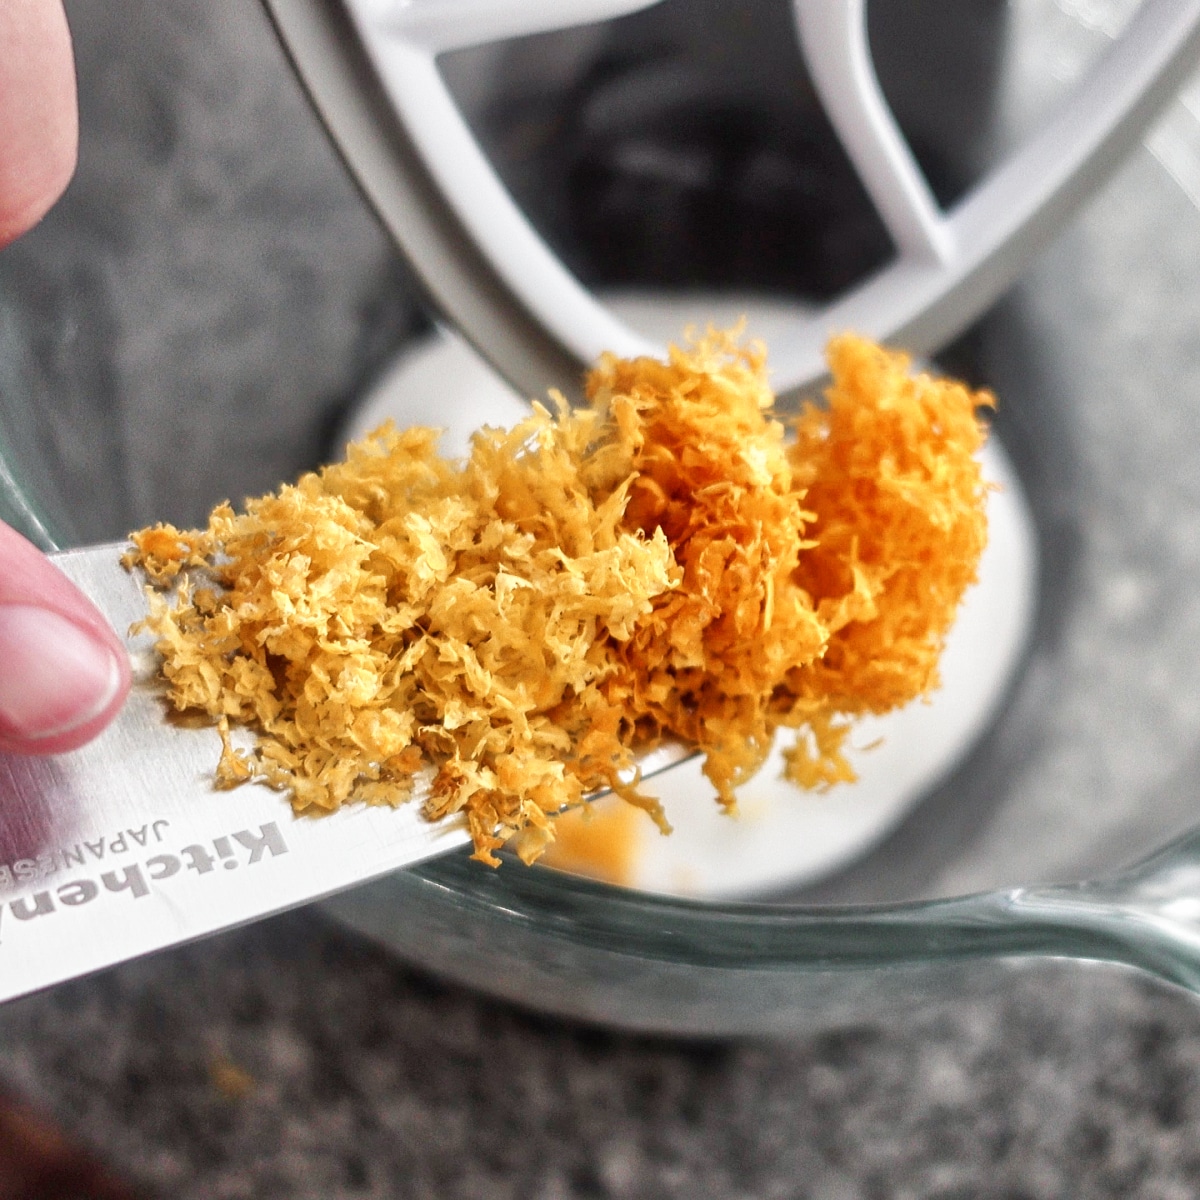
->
0, 543, 687, 1005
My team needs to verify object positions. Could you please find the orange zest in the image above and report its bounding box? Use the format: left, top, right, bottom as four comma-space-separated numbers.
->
125, 330, 991, 865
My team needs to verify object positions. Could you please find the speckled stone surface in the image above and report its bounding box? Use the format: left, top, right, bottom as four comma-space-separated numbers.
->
4, 917, 1200, 1200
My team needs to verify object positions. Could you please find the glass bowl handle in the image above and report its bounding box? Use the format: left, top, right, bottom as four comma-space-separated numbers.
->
989, 830, 1200, 995
797, 831, 1200, 996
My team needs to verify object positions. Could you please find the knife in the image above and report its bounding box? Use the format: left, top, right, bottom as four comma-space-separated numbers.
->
0, 543, 688, 1005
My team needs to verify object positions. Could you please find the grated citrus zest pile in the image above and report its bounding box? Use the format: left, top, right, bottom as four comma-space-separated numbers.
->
125, 330, 991, 866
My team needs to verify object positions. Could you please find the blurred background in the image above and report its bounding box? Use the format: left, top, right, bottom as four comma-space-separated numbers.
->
0, 0, 1012, 548
7, 0, 1200, 1195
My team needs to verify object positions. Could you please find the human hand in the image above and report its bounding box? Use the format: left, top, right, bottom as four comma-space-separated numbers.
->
0, 0, 132, 754
0, 0, 78, 249
0, 524, 130, 755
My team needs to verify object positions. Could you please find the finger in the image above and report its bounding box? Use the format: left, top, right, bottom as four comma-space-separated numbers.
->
0, 523, 131, 755
0, 0, 78, 248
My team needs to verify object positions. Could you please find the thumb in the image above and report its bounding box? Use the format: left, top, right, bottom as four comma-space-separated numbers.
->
0, 0, 79, 247
0, 523, 131, 755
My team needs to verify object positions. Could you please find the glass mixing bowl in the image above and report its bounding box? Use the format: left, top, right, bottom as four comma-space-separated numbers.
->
8, 0, 1200, 1034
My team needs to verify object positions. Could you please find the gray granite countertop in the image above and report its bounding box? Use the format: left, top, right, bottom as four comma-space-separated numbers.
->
8, 522, 1200, 1200
2, 918, 1200, 1199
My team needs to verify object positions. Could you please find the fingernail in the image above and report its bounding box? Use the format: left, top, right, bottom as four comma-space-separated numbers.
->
0, 605, 123, 741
